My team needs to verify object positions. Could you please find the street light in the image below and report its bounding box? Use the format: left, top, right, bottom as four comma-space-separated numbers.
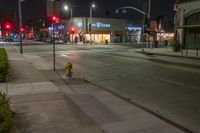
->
63, 4, 73, 20
90, 3, 95, 45
92, 3, 95, 8
115, 0, 151, 52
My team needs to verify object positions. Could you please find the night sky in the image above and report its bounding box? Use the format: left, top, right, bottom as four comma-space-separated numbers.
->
0, 0, 175, 24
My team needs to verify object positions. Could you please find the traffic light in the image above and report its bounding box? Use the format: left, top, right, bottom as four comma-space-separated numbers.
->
51, 15, 58, 23
4, 23, 12, 30
20, 27, 25, 32
5, 32, 9, 36
10, 33, 14, 37
70, 26, 76, 34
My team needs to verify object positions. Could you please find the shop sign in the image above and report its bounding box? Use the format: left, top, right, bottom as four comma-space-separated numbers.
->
58, 24, 64, 30
127, 26, 142, 31
48, 23, 65, 31
90, 22, 111, 28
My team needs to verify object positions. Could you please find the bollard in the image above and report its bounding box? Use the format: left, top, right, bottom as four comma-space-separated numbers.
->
65, 62, 73, 77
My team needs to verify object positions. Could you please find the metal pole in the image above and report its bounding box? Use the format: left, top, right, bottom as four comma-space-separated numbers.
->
71, 9, 73, 20
0, 25, 2, 42
148, 0, 151, 19
186, 42, 188, 56
142, 25, 144, 52
18, 0, 23, 54
90, 8, 92, 45
43, 20, 45, 42
9, 31, 11, 45
52, 24, 55, 70
147, 0, 151, 48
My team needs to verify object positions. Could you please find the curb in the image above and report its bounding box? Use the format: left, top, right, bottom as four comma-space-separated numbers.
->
137, 51, 200, 60
54, 69, 194, 133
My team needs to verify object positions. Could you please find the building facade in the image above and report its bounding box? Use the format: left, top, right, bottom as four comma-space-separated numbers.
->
65, 17, 126, 43
63, 17, 144, 44
175, 0, 200, 49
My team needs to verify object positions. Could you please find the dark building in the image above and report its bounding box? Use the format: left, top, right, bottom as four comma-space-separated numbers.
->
174, 0, 200, 49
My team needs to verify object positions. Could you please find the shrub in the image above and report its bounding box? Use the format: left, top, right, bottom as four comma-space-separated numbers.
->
0, 92, 14, 133
0, 48, 9, 82
170, 38, 181, 52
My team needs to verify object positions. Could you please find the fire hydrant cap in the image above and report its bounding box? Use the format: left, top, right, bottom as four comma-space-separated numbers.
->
66, 62, 72, 68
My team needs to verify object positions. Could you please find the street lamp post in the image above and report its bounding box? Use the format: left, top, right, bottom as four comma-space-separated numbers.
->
64, 5, 73, 20
18, 0, 23, 54
90, 3, 95, 45
64, 5, 73, 44
115, 0, 151, 52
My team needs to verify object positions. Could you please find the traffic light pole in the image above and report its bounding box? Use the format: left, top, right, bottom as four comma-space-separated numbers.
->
52, 24, 56, 71
18, 0, 23, 54
142, 25, 145, 52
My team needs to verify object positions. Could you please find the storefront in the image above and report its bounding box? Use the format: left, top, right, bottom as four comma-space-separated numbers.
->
65, 17, 126, 44
175, 0, 200, 49
126, 25, 142, 43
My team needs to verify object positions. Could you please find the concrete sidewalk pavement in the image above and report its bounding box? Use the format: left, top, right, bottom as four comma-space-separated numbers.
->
5, 47, 104, 133
2, 46, 187, 133
136, 48, 200, 59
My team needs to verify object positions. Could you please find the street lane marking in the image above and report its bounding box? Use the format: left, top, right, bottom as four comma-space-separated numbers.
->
159, 78, 200, 91
151, 62, 200, 73
159, 78, 185, 86
190, 86, 200, 91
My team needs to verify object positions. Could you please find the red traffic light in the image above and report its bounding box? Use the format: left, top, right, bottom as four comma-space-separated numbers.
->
4, 23, 12, 30
70, 26, 76, 34
20, 28, 25, 32
71, 27, 75, 31
51, 15, 58, 23
6, 25, 10, 29
52, 16, 56, 21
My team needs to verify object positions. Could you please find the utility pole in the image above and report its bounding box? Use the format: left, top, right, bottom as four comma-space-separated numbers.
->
90, 3, 95, 45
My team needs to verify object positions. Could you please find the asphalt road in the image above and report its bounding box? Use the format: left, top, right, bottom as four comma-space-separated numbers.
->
12, 43, 200, 133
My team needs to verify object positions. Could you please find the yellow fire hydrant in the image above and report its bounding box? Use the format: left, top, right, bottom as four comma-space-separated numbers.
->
66, 62, 73, 77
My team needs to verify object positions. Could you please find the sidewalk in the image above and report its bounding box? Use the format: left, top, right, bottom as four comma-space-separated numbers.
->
136, 48, 200, 59
3, 46, 186, 133
5, 47, 104, 133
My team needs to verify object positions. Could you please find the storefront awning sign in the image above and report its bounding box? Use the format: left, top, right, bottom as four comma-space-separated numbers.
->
89, 22, 111, 29
127, 26, 142, 31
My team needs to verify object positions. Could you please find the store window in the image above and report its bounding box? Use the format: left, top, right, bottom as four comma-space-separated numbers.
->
185, 12, 200, 49
85, 34, 110, 43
